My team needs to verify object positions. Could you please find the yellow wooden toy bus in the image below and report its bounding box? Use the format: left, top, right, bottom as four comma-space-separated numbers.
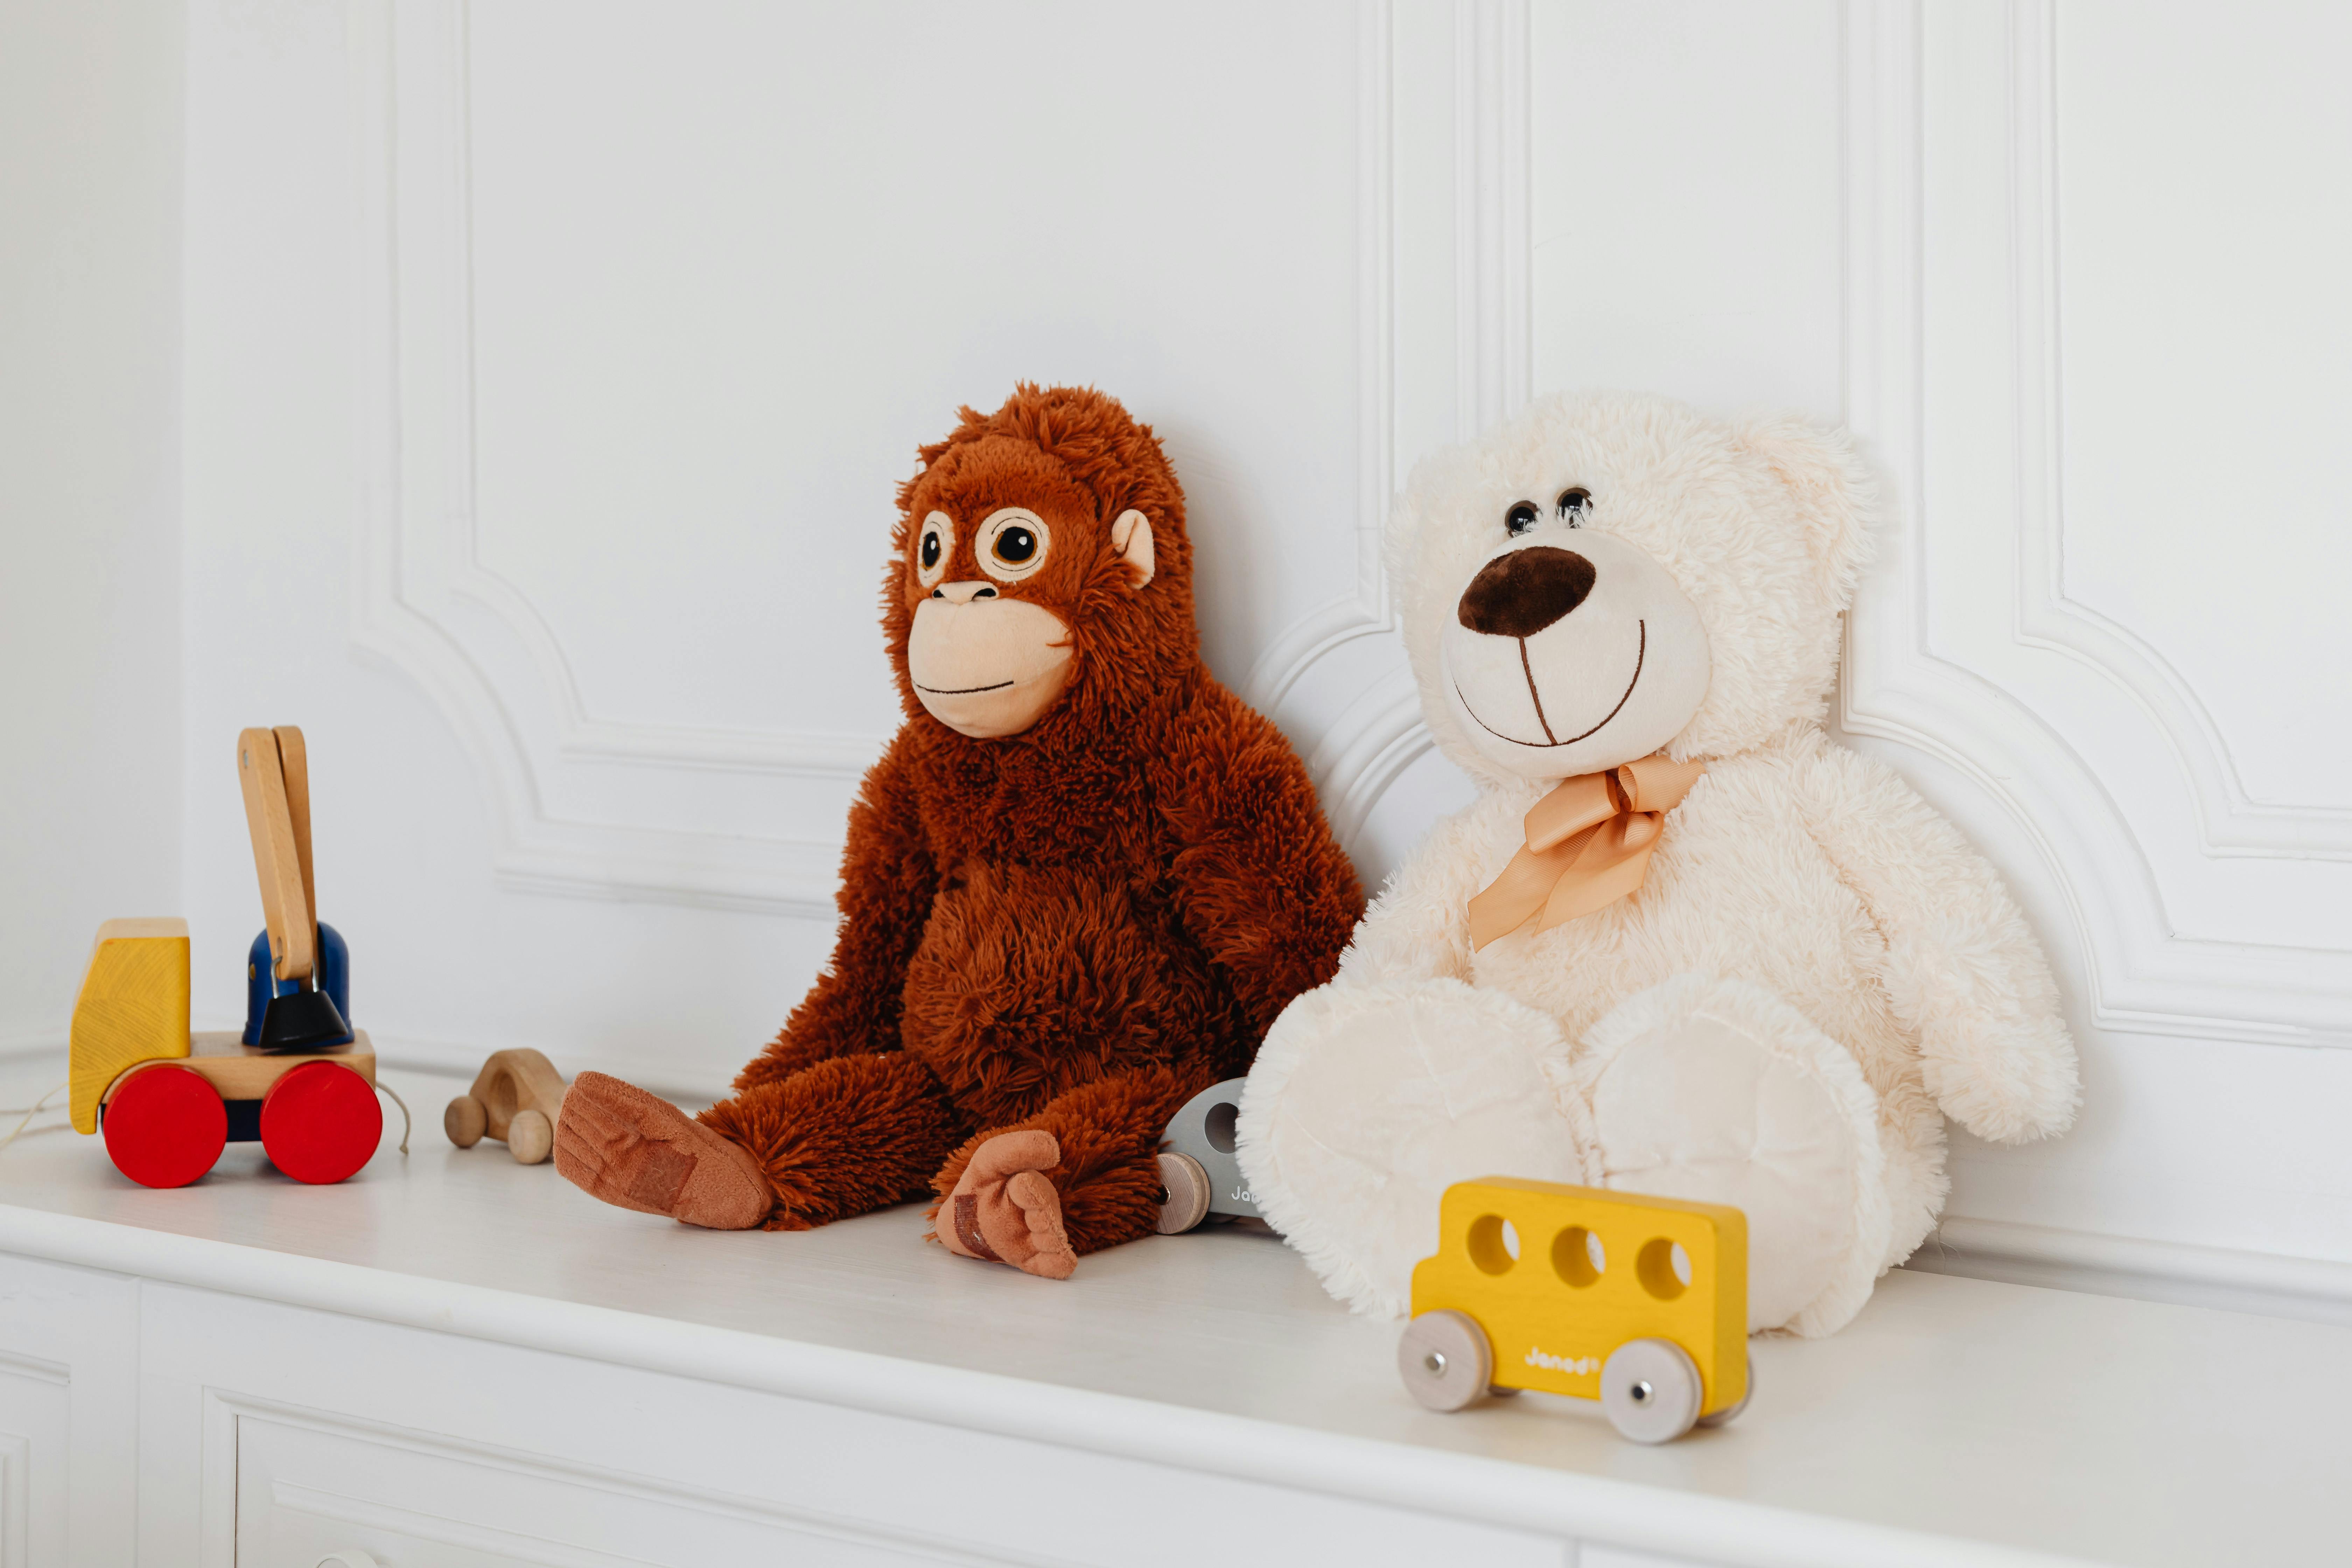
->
1399, 1177, 1752, 1443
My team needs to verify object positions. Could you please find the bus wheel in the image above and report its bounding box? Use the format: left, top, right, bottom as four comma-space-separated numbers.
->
1697, 1352, 1754, 1428
1398, 1310, 1494, 1412
1154, 1152, 1212, 1233
1600, 1338, 1703, 1443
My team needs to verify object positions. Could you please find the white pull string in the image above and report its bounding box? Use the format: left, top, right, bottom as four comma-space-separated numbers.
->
0, 1082, 69, 1155
376, 1080, 412, 1155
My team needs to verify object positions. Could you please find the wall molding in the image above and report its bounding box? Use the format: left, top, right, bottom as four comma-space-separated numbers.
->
1907, 1216, 2352, 1329
0, 1432, 29, 1568
352, 0, 1527, 907
1836, 0, 2352, 1047
1245, 0, 1533, 866
1238, 1, 1401, 724
368, 1029, 723, 1106
0, 1352, 69, 1390
1454, 0, 1532, 443
348, 0, 853, 915
2005, 0, 2352, 861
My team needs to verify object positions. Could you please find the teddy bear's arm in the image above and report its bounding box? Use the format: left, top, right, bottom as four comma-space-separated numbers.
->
1795, 741, 2081, 1143
732, 734, 938, 1093
1157, 688, 1365, 1035
1328, 805, 1494, 985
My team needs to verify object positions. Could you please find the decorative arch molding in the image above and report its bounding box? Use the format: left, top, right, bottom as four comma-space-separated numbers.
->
349, 0, 869, 915
1837, 0, 2352, 1047
1245, 0, 1533, 859
349, 0, 1532, 911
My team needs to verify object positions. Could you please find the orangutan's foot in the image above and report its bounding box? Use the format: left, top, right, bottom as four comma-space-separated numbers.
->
554, 1071, 774, 1230
935, 1129, 1078, 1280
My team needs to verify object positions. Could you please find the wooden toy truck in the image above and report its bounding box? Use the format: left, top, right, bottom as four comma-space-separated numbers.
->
1399, 1177, 1753, 1443
65, 727, 385, 1189
69, 919, 381, 1188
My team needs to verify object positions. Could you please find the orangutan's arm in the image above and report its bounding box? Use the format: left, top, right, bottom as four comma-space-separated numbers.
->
733, 733, 938, 1093
1161, 689, 1365, 1036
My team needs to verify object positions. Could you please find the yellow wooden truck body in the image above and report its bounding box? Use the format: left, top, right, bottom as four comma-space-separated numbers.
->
68, 919, 192, 1134
1409, 1177, 1748, 1416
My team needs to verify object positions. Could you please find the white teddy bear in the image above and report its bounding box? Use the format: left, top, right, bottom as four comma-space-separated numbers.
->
1238, 392, 2080, 1337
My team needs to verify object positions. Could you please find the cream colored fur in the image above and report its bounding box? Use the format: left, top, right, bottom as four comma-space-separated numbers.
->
1237, 391, 2079, 1335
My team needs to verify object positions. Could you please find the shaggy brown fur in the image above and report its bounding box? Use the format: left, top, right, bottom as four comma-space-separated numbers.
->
555, 385, 1362, 1269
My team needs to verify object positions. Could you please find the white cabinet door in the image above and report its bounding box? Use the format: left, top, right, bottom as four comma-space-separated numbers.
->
233, 1402, 1004, 1567
0, 1253, 139, 1567
131, 1284, 1563, 1568
0, 1359, 55, 1568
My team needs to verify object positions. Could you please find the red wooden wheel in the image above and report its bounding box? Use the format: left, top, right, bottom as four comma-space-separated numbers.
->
102, 1064, 227, 1188
260, 1061, 382, 1185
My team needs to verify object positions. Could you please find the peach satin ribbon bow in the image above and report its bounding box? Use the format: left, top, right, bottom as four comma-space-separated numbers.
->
1467, 754, 1706, 950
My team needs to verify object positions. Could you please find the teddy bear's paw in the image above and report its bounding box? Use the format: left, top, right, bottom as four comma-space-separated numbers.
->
1922, 1011, 2082, 1147
1575, 975, 1891, 1337
1238, 978, 1599, 1318
553, 1072, 776, 1230
934, 1130, 1078, 1280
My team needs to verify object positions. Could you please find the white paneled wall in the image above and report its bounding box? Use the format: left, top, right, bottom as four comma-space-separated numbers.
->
13, 0, 2352, 1315
0, 0, 184, 1055
1841, 0, 2352, 1295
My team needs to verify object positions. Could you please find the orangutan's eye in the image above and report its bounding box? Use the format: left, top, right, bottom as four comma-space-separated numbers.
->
916, 511, 954, 588
1556, 487, 1591, 526
1505, 501, 1540, 537
975, 507, 1051, 583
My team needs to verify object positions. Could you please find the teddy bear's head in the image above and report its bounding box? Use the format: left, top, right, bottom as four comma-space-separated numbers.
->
1388, 391, 1876, 785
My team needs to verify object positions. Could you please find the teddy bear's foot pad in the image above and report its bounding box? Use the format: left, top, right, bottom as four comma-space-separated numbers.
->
554, 1071, 776, 1230
1237, 978, 1602, 1317
935, 1130, 1077, 1280
1577, 974, 1889, 1337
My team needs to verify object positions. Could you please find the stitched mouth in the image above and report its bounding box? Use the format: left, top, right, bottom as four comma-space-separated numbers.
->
913, 679, 1015, 696
1455, 619, 1646, 749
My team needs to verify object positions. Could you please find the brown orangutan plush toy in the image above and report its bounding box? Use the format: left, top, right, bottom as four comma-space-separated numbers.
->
554, 385, 1364, 1279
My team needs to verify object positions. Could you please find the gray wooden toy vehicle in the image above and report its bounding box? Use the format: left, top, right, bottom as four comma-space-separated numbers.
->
1154, 1078, 1262, 1233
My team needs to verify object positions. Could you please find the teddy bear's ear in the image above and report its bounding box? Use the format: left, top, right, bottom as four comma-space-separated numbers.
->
1734, 414, 1878, 607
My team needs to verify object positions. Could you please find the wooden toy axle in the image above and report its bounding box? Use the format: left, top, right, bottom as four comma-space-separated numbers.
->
103, 1029, 376, 1106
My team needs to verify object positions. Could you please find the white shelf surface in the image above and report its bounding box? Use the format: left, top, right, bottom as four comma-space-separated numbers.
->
1, 1057, 2344, 1568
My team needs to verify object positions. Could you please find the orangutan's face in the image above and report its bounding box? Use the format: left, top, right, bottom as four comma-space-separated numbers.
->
899, 441, 1154, 739
905, 505, 1077, 737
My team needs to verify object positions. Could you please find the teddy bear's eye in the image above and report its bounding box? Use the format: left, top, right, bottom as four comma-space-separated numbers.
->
1504, 501, 1541, 537
1556, 488, 1591, 526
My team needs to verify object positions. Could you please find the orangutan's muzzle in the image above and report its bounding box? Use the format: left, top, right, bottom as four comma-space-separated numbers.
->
907, 594, 1075, 738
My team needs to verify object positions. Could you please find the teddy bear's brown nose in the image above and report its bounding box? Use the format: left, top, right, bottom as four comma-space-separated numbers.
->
1456, 546, 1597, 639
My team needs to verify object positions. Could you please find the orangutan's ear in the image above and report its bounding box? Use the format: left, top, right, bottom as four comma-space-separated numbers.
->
1111, 509, 1155, 589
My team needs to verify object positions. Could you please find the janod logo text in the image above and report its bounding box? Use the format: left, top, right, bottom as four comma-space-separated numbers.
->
1524, 1346, 1599, 1376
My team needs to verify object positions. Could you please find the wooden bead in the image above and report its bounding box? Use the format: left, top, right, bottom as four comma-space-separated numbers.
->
444, 1093, 487, 1148
507, 1107, 553, 1165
